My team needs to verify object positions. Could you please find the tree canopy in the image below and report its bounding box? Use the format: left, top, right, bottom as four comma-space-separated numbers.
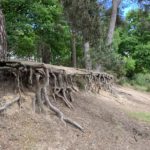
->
118, 9, 150, 74
1, 0, 72, 64
0, 0, 149, 77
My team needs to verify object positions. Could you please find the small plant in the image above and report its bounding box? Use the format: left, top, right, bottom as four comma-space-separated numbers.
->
129, 112, 150, 122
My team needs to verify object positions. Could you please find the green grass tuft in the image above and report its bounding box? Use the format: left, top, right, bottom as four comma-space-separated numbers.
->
129, 112, 150, 122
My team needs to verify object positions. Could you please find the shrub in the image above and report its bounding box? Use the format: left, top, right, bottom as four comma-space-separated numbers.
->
133, 73, 150, 86
132, 73, 150, 91
124, 57, 135, 74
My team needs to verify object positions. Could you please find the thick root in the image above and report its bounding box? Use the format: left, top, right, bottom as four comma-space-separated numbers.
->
0, 96, 20, 112
41, 67, 83, 131
43, 87, 83, 131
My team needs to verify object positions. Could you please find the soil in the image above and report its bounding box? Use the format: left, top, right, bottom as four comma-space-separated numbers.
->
0, 85, 150, 150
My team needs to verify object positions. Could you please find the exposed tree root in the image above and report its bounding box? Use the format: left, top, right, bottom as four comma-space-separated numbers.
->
0, 60, 114, 131
0, 96, 20, 112
34, 66, 83, 131
43, 87, 83, 131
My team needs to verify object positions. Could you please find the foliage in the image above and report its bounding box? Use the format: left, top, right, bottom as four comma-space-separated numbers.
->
62, 0, 101, 43
118, 9, 150, 74
113, 28, 122, 51
124, 56, 136, 77
124, 73, 150, 92
95, 8, 150, 79
132, 73, 150, 86
134, 43, 150, 72
1, 0, 150, 86
1, 0, 72, 65
92, 38, 126, 77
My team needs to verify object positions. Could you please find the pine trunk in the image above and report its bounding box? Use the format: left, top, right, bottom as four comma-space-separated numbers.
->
107, 0, 121, 46
40, 42, 51, 64
0, 9, 7, 60
71, 31, 77, 67
84, 41, 91, 70
42, 49, 51, 64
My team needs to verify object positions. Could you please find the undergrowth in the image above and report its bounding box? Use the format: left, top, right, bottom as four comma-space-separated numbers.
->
119, 73, 150, 92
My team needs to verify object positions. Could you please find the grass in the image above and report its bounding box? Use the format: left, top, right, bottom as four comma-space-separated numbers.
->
132, 85, 148, 92
129, 112, 150, 122
131, 73, 150, 92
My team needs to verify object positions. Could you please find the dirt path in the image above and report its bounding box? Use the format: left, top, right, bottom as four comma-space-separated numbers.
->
114, 86, 150, 112
0, 86, 150, 150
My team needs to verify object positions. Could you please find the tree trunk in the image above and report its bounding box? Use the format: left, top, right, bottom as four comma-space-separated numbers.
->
0, 9, 7, 60
84, 41, 91, 70
42, 48, 51, 64
107, 0, 121, 46
40, 42, 51, 64
71, 31, 77, 67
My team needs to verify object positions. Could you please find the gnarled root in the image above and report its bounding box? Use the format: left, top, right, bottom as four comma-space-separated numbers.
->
0, 96, 20, 113
0, 61, 114, 131
42, 87, 83, 131
33, 66, 83, 131
51, 71, 74, 108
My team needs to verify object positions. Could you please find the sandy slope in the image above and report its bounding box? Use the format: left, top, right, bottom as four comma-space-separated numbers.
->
0, 86, 150, 150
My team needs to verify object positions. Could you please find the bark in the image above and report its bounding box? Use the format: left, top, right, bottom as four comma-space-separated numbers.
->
0, 9, 7, 60
71, 31, 77, 67
84, 41, 92, 70
107, 0, 121, 46
42, 49, 51, 64
41, 42, 51, 64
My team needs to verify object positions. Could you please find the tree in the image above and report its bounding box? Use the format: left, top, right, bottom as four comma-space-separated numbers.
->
0, 9, 7, 60
62, 0, 101, 69
138, 0, 150, 11
118, 9, 150, 73
107, 0, 121, 46
71, 31, 77, 67
1, 0, 71, 65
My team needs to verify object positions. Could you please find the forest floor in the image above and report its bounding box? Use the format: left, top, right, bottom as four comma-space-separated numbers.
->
0, 85, 150, 150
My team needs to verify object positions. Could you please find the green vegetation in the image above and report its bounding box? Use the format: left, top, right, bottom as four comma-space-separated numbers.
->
113, 9, 150, 90
129, 112, 150, 122
131, 73, 150, 92
117, 10, 150, 75
118, 73, 150, 92
1, 0, 72, 64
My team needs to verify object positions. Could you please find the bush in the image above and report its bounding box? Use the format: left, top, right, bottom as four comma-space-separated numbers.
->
124, 57, 135, 72
131, 73, 150, 91
146, 85, 150, 92
117, 77, 129, 85
133, 73, 150, 86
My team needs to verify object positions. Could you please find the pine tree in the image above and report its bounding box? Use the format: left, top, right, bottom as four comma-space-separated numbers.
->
62, 0, 101, 69
107, 0, 121, 46
0, 9, 7, 60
